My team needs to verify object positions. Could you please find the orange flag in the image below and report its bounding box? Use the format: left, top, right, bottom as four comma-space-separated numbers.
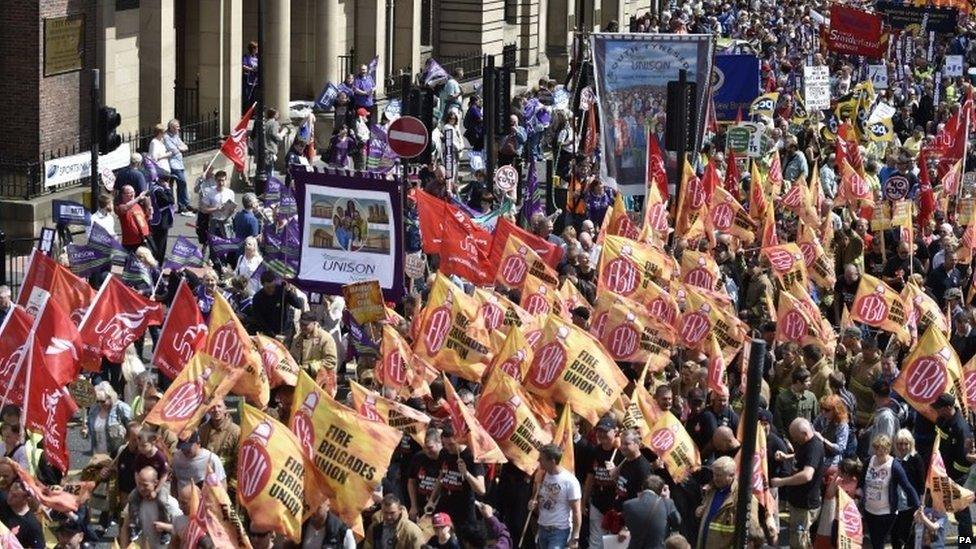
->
590, 292, 675, 372
206, 292, 268, 407
238, 403, 322, 542
552, 404, 576, 472
927, 434, 976, 513
893, 324, 964, 422
957, 220, 976, 264
760, 242, 808, 291
676, 284, 748, 363
598, 192, 642, 243
675, 159, 709, 239
475, 370, 553, 474
796, 223, 836, 290
144, 353, 242, 438
851, 274, 912, 344
495, 234, 560, 290
377, 324, 419, 395
473, 287, 533, 333
780, 179, 820, 229
621, 382, 664, 444
680, 250, 723, 292
709, 186, 756, 244
10, 459, 84, 513
641, 177, 671, 246
760, 203, 778, 247
349, 380, 432, 445
523, 314, 628, 424
598, 235, 675, 296
901, 280, 950, 337
645, 411, 701, 483
704, 334, 730, 395
487, 328, 535, 383
775, 290, 829, 350
413, 274, 493, 382
558, 280, 591, 321
836, 158, 875, 209
837, 488, 864, 548
521, 273, 561, 317
290, 372, 400, 535
253, 334, 300, 388
443, 375, 508, 463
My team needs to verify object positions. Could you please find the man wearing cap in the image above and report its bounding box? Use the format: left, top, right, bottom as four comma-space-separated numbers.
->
773, 369, 818, 436
291, 311, 339, 381
932, 392, 975, 542
170, 432, 226, 491
363, 494, 424, 549
582, 415, 622, 549
847, 334, 882, 429
530, 444, 581, 548
427, 512, 459, 548
685, 388, 710, 451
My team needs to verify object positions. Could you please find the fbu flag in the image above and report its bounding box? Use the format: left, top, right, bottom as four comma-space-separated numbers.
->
712, 54, 761, 121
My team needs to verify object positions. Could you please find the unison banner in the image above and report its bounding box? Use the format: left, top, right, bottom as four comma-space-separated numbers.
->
590, 33, 715, 195
713, 54, 760, 121
292, 167, 405, 300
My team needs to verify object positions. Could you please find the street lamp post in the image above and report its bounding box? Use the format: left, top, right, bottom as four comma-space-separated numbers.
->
253, 0, 267, 195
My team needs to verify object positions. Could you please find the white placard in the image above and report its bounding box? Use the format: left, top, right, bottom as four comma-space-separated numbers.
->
867, 65, 888, 90
869, 102, 896, 124
405, 252, 426, 280
494, 165, 519, 192
946, 55, 964, 77
803, 66, 831, 111
43, 143, 131, 188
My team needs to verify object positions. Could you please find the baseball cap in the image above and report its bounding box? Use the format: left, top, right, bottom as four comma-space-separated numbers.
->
177, 432, 200, 451
356, 107, 369, 117
432, 513, 453, 528
933, 393, 956, 409
594, 415, 618, 431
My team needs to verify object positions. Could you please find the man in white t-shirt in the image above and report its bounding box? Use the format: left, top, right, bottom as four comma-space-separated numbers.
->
171, 432, 226, 490
530, 444, 582, 549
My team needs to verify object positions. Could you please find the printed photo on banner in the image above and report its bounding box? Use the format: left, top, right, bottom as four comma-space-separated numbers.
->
292, 168, 405, 300
590, 33, 714, 195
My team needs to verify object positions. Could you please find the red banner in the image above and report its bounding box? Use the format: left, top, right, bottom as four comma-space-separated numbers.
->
825, 5, 886, 58
0, 306, 32, 406
24, 336, 78, 473
78, 275, 164, 366
153, 279, 208, 380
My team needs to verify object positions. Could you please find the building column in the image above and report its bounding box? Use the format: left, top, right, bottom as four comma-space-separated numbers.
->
140, 0, 176, 127
393, 0, 422, 78
545, 0, 574, 79
316, 0, 341, 87
198, 0, 226, 128
221, 0, 242, 124
518, 0, 540, 67
355, 0, 386, 96
266, 0, 291, 123
438, 0, 505, 57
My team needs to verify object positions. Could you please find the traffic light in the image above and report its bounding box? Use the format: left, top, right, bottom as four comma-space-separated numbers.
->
406, 88, 434, 164
98, 106, 122, 154
664, 79, 697, 152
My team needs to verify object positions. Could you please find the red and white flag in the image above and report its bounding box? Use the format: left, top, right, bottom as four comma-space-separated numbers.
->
0, 306, 33, 406
33, 297, 83, 386
78, 275, 164, 367
23, 334, 78, 473
153, 279, 208, 380
219, 103, 256, 172
16, 249, 94, 325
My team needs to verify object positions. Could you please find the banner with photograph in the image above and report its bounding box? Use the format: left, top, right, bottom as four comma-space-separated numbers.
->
713, 54, 760, 121
590, 33, 715, 195
292, 168, 405, 300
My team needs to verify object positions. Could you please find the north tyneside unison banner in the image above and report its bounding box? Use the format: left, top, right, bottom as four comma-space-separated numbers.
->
292, 168, 405, 300
590, 33, 715, 195
713, 54, 760, 121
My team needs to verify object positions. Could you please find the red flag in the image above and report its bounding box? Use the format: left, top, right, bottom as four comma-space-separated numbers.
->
583, 104, 598, 156
77, 275, 164, 367
33, 297, 82, 387
153, 279, 208, 380
23, 335, 78, 473
701, 161, 719, 205
219, 103, 256, 172
0, 306, 33, 406
918, 148, 936, 229
11, 460, 82, 513
16, 249, 94, 325
724, 149, 742, 200
439, 209, 493, 284
488, 217, 563, 269
646, 131, 669, 200
413, 189, 450, 254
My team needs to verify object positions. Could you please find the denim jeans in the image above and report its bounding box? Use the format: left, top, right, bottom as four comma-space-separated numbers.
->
537, 526, 571, 549
170, 168, 190, 211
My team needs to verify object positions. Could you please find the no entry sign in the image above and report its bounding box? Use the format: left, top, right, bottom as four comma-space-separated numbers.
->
388, 116, 429, 159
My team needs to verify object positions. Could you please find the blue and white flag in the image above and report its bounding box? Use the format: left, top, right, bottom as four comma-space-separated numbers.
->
52, 199, 91, 227
314, 82, 340, 111
422, 58, 449, 87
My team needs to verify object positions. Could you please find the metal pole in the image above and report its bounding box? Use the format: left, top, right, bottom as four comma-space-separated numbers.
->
668, 69, 688, 233
0, 231, 6, 286
254, 0, 267, 195
734, 338, 766, 548
90, 69, 100, 211
484, 54, 496, 188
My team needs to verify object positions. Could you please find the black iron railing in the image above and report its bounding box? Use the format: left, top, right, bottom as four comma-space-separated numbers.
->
441, 53, 484, 82
175, 81, 200, 123
338, 51, 356, 81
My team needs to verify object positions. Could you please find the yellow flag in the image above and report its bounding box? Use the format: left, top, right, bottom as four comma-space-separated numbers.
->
475, 370, 552, 474
290, 372, 401, 533
901, 280, 950, 336
206, 292, 268, 406
680, 250, 723, 292
709, 186, 756, 244
760, 242, 808, 291
749, 160, 768, 222
413, 274, 493, 382
621, 382, 664, 445
349, 380, 432, 445
377, 324, 419, 395
599, 235, 675, 296
775, 291, 826, 349
521, 273, 561, 317
676, 284, 748, 363
590, 292, 675, 372
238, 403, 320, 542
928, 434, 976, 513
443, 375, 508, 463
750, 92, 779, 118
487, 328, 534, 383
144, 353, 241, 438
893, 324, 964, 421
598, 192, 642, 243
851, 274, 912, 344
552, 404, 575, 473
558, 280, 591, 322
645, 411, 701, 483
523, 314, 629, 425
837, 487, 864, 548
641, 178, 671, 246
837, 159, 875, 209
473, 287, 532, 333
252, 334, 299, 388
958, 220, 976, 264
495, 233, 560, 290
675, 160, 708, 238
796, 223, 836, 290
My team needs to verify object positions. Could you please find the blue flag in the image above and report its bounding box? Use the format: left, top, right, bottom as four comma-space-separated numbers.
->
162, 236, 204, 271
52, 200, 91, 227
66, 243, 111, 277
314, 82, 340, 111
208, 234, 242, 258
87, 223, 127, 266
422, 58, 449, 87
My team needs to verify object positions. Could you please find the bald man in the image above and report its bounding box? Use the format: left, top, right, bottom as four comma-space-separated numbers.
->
710, 426, 740, 461
770, 418, 826, 549
119, 466, 182, 548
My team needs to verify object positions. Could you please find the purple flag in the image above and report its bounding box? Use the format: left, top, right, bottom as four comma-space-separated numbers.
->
366, 124, 397, 173
88, 223, 127, 265
263, 176, 284, 206
163, 236, 205, 271
422, 58, 449, 87
122, 254, 154, 293
522, 160, 543, 225
368, 55, 380, 82
277, 185, 298, 220
142, 155, 161, 182
208, 234, 243, 257
66, 244, 111, 277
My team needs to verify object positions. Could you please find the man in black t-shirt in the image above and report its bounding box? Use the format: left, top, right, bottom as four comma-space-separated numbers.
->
430, 426, 486, 525
933, 393, 975, 545
612, 430, 653, 508
770, 418, 825, 549
582, 416, 622, 549
407, 428, 443, 521
0, 480, 44, 548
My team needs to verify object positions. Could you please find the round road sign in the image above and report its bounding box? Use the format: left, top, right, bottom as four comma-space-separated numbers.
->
494, 165, 518, 192
388, 116, 429, 158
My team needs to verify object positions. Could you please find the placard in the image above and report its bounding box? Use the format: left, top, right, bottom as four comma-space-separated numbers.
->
867, 64, 888, 89
803, 66, 831, 111
342, 280, 386, 324
404, 252, 426, 280
826, 5, 886, 59
68, 378, 97, 408
946, 55, 964, 77
44, 15, 85, 77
